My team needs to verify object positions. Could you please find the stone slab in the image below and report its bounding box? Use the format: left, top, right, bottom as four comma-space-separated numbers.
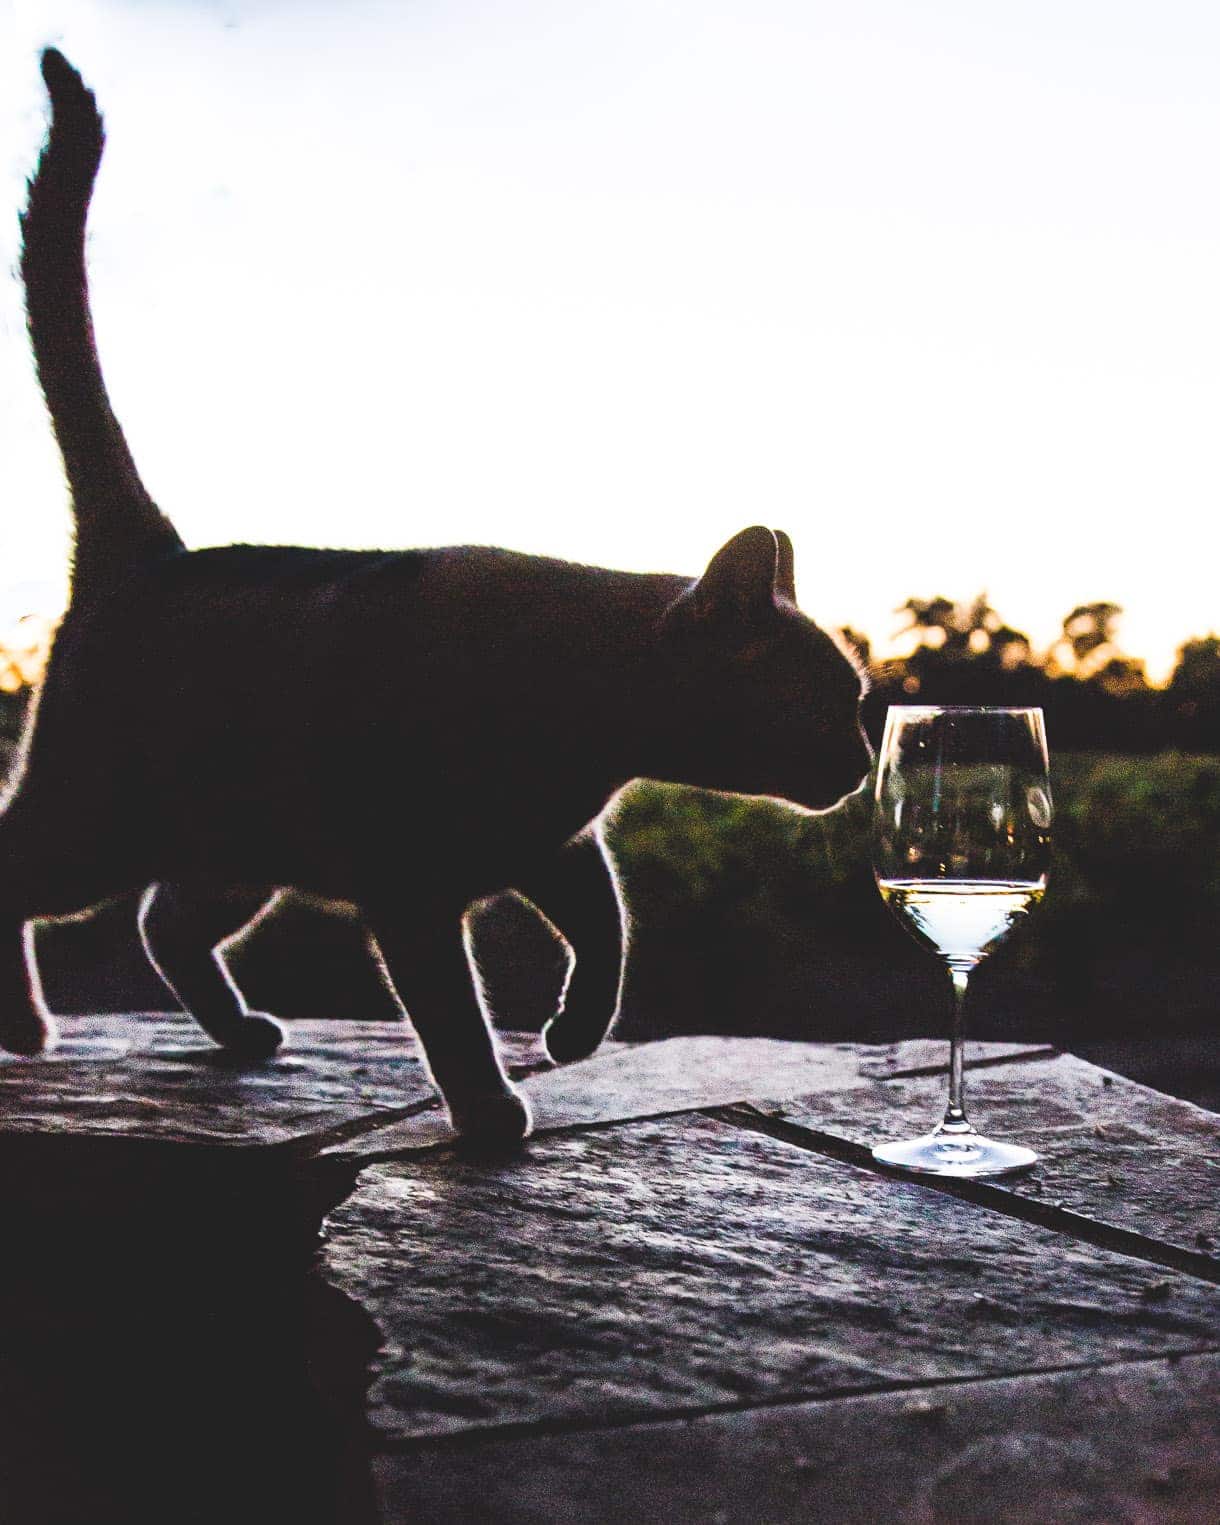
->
854, 1040, 1057, 1078
760, 1053, 1220, 1263
372, 1350, 1220, 1524
0, 1014, 546, 1151
0, 1018, 1040, 1156
319, 1113, 1220, 1442
319, 1036, 1040, 1159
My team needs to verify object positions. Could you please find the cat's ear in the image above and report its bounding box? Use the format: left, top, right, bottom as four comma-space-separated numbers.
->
773, 529, 796, 603
692, 526, 780, 622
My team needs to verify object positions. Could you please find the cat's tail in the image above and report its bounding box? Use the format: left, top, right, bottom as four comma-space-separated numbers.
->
20, 48, 184, 608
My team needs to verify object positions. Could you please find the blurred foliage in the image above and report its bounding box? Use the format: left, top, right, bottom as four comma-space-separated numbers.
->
604, 753, 1220, 1045
0, 616, 53, 777
861, 593, 1220, 754
1049, 752, 1220, 926
0, 617, 51, 699
612, 779, 868, 924
611, 754, 1220, 941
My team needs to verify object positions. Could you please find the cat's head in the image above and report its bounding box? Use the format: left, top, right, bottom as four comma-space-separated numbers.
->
651, 526, 872, 812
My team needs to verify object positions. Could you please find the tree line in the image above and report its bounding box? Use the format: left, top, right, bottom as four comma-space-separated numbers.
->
0, 598, 1216, 761
846, 596, 1220, 754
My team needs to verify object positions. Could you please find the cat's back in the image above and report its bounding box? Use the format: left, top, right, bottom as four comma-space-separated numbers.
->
43, 540, 671, 722
38, 540, 685, 761
31, 545, 437, 762
54, 544, 431, 685
78, 541, 677, 676
135, 544, 433, 639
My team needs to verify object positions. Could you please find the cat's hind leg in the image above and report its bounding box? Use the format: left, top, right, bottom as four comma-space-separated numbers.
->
517, 829, 626, 1064
138, 883, 285, 1060
0, 802, 70, 1054
368, 905, 531, 1146
0, 920, 55, 1055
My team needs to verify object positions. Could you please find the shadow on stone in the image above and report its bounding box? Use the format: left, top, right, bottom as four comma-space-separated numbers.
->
0, 1143, 381, 1525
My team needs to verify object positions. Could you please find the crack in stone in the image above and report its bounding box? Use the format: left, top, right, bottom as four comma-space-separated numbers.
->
711, 1103, 1220, 1289
881, 1047, 1060, 1080
366, 1342, 1220, 1456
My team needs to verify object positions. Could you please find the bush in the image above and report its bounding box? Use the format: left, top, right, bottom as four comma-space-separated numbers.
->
598, 754, 1220, 1044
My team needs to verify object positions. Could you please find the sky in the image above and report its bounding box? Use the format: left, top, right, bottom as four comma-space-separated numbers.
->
2, 0, 1218, 680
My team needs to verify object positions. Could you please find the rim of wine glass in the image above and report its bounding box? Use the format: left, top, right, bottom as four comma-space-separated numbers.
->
883, 705, 1045, 715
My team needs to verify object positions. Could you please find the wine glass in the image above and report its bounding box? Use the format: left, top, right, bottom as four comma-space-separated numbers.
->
872, 706, 1052, 1176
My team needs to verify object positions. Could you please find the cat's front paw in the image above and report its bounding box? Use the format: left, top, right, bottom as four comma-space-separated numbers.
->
450, 1087, 533, 1152
217, 1013, 285, 1062
542, 1016, 604, 1066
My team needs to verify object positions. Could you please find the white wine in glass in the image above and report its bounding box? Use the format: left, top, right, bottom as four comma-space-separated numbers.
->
872, 706, 1053, 1176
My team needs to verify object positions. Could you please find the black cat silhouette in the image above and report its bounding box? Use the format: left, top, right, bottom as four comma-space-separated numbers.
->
7, 49, 871, 1142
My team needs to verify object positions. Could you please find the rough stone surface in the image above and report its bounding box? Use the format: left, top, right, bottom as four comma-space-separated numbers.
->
5, 1019, 1217, 1522
1, 1018, 1037, 1156
854, 1040, 1056, 1078
323, 1034, 887, 1156
373, 1350, 1220, 1524
765, 1053, 1220, 1260
319, 1036, 1046, 1159
527, 1034, 871, 1117
0, 1014, 546, 1150
320, 1113, 1220, 1442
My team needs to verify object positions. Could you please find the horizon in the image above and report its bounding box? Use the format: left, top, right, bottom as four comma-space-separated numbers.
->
3, 1, 1218, 682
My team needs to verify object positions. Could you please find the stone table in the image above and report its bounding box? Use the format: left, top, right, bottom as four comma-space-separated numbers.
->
1, 1015, 1217, 1523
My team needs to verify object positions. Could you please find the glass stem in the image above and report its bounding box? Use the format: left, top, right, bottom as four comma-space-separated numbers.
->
942, 965, 973, 1133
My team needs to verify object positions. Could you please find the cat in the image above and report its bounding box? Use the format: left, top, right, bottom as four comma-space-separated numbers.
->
6, 48, 872, 1143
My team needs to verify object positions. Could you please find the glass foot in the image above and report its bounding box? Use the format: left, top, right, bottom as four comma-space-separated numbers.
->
872, 1130, 1037, 1178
